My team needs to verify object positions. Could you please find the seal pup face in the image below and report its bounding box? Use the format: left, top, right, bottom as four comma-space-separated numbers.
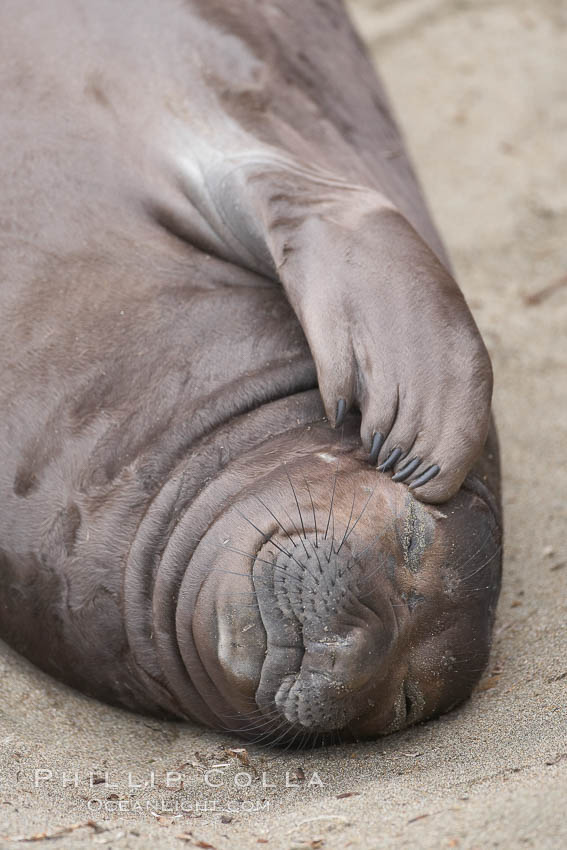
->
190, 454, 501, 747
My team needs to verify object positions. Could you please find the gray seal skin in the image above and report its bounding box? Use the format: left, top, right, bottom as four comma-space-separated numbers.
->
0, 0, 502, 745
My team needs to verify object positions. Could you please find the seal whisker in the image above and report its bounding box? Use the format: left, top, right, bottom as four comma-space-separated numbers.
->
249, 715, 293, 748
207, 563, 259, 579
219, 709, 304, 750
263, 499, 323, 587
326, 506, 337, 563
453, 527, 499, 576
354, 558, 392, 603
232, 506, 277, 545
254, 495, 297, 549
280, 727, 299, 752
284, 464, 308, 544
210, 567, 294, 592
284, 725, 307, 752
304, 476, 318, 549
236, 711, 287, 738
218, 705, 286, 742
336, 489, 356, 555
224, 577, 314, 601
309, 727, 325, 748
216, 544, 306, 587
358, 557, 389, 592
282, 718, 312, 751
324, 462, 339, 541
303, 477, 323, 570
340, 485, 377, 550
300, 729, 321, 750
266, 490, 318, 581
248, 706, 284, 724
276, 500, 306, 548
219, 718, 281, 747
222, 583, 313, 598
259, 707, 301, 740
233, 506, 304, 568
459, 544, 503, 585
221, 704, 279, 724
351, 514, 398, 563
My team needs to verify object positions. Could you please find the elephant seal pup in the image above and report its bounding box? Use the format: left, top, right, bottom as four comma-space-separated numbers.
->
0, 0, 502, 745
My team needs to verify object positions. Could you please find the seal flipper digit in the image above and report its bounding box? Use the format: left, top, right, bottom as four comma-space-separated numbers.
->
200, 149, 492, 506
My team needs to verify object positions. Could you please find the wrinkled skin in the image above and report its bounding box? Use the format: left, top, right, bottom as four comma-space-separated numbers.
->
0, 0, 501, 745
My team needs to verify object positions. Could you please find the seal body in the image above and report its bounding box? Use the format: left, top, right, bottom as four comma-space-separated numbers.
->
0, 0, 501, 744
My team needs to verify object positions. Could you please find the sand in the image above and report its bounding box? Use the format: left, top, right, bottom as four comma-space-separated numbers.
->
1, 0, 566, 847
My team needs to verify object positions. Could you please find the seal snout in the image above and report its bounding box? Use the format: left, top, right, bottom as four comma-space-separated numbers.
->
253, 532, 397, 735
273, 625, 379, 731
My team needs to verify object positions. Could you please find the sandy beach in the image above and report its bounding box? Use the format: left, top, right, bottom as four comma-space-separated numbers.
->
1, 0, 566, 847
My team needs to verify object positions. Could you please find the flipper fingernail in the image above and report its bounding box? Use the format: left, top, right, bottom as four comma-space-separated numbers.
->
392, 457, 421, 482
369, 432, 384, 465
377, 447, 403, 471
335, 398, 347, 428
409, 464, 441, 489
